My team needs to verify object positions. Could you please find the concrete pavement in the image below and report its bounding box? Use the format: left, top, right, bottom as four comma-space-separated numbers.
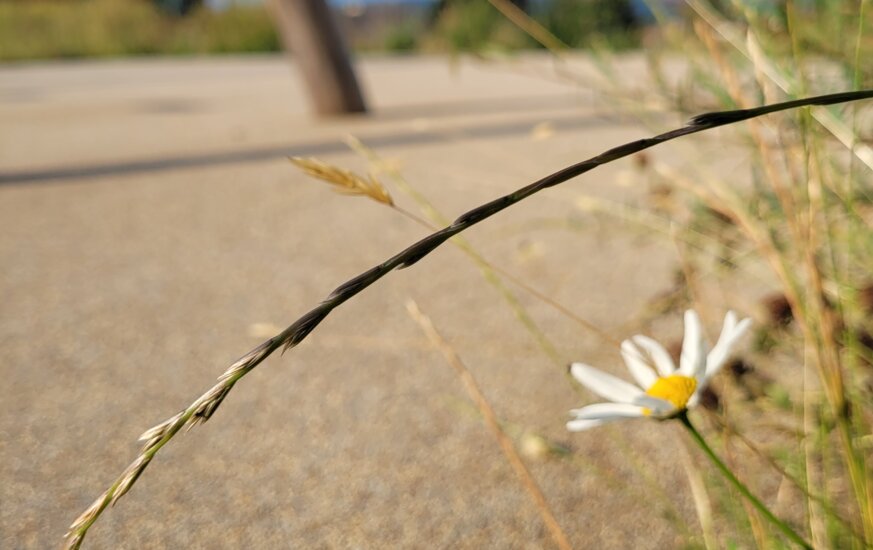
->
1, 54, 707, 548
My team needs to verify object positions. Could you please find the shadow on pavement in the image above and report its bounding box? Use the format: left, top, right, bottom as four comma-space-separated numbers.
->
0, 112, 619, 186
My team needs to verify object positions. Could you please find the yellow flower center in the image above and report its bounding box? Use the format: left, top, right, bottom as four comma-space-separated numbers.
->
644, 375, 697, 414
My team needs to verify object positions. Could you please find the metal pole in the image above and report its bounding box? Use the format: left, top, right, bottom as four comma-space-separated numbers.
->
270, 0, 368, 115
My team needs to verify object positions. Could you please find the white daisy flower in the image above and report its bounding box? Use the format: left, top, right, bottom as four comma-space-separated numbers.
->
567, 310, 752, 431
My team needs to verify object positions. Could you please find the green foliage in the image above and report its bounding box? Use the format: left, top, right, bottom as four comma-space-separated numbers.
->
429, 0, 640, 53
536, 0, 638, 49
383, 23, 419, 53
431, 0, 534, 52
0, 0, 279, 61
0, 0, 646, 60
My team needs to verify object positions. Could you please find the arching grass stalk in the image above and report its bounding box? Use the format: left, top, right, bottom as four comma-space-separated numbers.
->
65, 90, 873, 549
678, 412, 812, 549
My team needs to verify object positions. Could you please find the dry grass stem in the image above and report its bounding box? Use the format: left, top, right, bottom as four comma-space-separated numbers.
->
686, 0, 873, 172
486, 0, 568, 53
695, 20, 801, 234
405, 299, 573, 550
680, 437, 717, 550
803, 377, 830, 549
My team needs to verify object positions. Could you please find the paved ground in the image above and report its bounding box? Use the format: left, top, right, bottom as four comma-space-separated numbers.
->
1, 54, 733, 548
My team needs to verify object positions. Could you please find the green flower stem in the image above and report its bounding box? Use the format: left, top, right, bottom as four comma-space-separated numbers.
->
679, 412, 812, 549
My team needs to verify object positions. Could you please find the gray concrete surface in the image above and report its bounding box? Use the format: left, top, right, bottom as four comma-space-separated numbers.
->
1, 54, 712, 548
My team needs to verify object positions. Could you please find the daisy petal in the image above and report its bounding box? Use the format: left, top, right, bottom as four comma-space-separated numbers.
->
679, 309, 707, 378
704, 313, 752, 384
621, 340, 657, 390
569, 402, 648, 418
566, 402, 647, 431
631, 395, 676, 417
569, 363, 644, 404
631, 335, 677, 376
723, 310, 738, 333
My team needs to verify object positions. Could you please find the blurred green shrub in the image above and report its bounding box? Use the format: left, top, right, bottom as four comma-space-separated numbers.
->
0, 0, 279, 61
383, 23, 420, 53
537, 0, 638, 49
426, 0, 639, 53
0, 0, 646, 61
428, 0, 534, 52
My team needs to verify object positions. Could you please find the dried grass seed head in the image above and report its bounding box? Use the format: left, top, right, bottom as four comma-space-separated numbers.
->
289, 157, 393, 206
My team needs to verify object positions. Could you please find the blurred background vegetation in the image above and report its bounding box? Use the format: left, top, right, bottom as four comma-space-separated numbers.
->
2, 1, 870, 62
0, 0, 279, 60
0, 0, 644, 61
